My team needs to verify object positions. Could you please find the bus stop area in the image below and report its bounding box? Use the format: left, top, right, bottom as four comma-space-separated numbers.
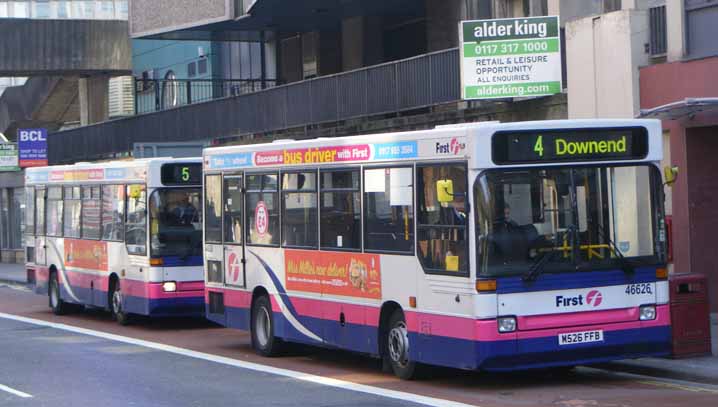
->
1, 261, 716, 387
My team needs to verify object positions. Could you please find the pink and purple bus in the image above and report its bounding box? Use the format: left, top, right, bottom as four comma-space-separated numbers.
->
26, 158, 204, 324
202, 119, 670, 378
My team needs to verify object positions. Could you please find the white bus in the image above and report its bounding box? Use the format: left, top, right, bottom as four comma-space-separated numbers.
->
26, 158, 204, 324
202, 119, 670, 378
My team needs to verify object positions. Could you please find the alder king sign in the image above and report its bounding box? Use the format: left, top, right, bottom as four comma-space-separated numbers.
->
460, 16, 562, 100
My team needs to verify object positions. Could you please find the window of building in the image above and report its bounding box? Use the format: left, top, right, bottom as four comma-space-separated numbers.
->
162, 70, 178, 108
12, 1, 29, 17
81, 186, 101, 239
197, 58, 208, 75
281, 171, 318, 248
57, 1, 69, 18
223, 176, 243, 244
246, 173, 279, 246
25, 187, 35, 236
417, 164, 468, 276
363, 166, 414, 254
686, 1, 718, 59
187, 62, 197, 78
99, 0, 114, 19
63, 186, 81, 238
320, 169, 361, 251
35, 188, 45, 236
46, 187, 63, 237
33, 0, 51, 18
125, 184, 147, 255
204, 175, 222, 243
649, 5, 667, 56
101, 184, 125, 241
0, 2, 8, 18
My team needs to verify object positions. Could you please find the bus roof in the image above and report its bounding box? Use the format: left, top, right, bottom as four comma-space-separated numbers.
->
203, 119, 662, 171
25, 157, 202, 185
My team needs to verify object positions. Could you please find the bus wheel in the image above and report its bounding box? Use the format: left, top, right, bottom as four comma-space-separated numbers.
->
49, 271, 69, 316
110, 280, 131, 326
386, 309, 420, 380
251, 295, 283, 357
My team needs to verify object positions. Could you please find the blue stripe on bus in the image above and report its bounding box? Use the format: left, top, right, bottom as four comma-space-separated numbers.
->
495, 267, 659, 294
214, 303, 670, 371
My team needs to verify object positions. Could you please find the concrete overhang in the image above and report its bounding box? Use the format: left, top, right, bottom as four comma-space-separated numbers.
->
134, 0, 424, 41
0, 18, 131, 76
638, 98, 718, 120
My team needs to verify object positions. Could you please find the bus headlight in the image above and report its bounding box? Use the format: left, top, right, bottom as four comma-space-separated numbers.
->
162, 281, 177, 292
498, 316, 517, 333
639, 305, 656, 321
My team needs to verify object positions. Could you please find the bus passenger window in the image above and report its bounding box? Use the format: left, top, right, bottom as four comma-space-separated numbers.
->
35, 189, 45, 236
125, 184, 147, 255
320, 169, 360, 251
204, 175, 222, 243
63, 186, 81, 238
26, 187, 35, 236
223, 176, 243, 244
46, 187, 63, 237
81, 186, 101, 239
281, 171, 317, 248
417, 164, 468, 275
101, 185, 125, 241
246, 173, 279, 246
363, 167, 413, 254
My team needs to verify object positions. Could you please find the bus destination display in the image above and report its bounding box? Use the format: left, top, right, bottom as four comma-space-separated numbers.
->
161, 163, 202, 185
492, 127, 648, 164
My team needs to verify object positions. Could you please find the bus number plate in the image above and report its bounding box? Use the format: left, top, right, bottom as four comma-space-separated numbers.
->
558, 330, 604, 346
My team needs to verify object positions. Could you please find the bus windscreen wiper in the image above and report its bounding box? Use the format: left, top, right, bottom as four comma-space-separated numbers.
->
523, 225, 576, 282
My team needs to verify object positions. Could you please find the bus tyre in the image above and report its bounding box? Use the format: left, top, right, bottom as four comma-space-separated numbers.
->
386, 309, 420, 380
49, 272, 69, 316
110, 280, 131, 326
251, 295, 283, 357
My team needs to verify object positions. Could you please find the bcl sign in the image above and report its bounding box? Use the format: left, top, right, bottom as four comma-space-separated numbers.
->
18, 128, 48, 167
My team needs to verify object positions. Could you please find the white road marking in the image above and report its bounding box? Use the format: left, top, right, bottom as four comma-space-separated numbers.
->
0, 312, 476, 407
0, 383, 32, 398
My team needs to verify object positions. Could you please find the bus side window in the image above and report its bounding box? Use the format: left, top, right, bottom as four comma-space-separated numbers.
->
63, 186, 81, 238
25, 187, 35, 237
320, 168, 361, 251
205, 175, 223, 243
281, 171, 318, 249
363, 166, 414, 254
246, 173, 279, 246
81, 186, 101, 239
35, 188, 45, 237
417, 164, 468, 275
46, 187, 63, 237
223, 176, 243, 244
125, 184, 147, 255
101, 185, 125, 241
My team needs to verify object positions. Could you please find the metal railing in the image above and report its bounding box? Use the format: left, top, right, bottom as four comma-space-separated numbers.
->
50, 48, 474, 163
135, 78, 276, 114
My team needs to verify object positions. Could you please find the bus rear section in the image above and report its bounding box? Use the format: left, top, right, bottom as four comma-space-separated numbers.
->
26, 159, 205, 323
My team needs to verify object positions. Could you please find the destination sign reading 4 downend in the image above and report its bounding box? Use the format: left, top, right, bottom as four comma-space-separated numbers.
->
492, 127, 649, 164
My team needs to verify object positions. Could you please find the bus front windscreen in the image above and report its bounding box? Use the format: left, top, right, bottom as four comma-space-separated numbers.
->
149, 188, 203, 259
474, 165, 665, 277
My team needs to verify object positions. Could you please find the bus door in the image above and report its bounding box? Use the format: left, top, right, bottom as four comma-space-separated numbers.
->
223, 174, 246, 289
35, 187, 47, 267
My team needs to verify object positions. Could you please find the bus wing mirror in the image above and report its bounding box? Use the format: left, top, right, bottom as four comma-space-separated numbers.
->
436, 179, 454, 203
663, 166, 679, 187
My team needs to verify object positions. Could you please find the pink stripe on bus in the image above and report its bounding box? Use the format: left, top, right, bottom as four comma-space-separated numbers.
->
518, 307, 640, 330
